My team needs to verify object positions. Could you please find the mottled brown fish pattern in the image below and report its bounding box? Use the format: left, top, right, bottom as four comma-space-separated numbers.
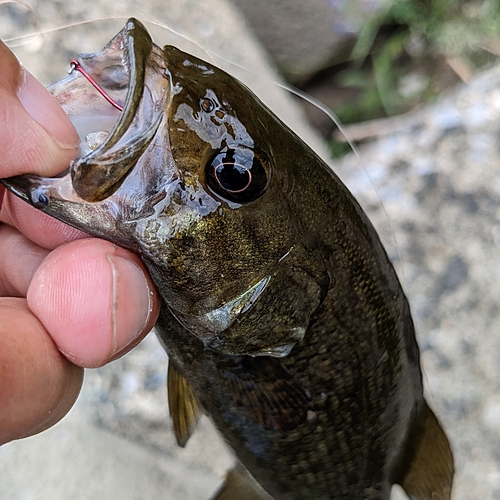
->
1, 19, 453, 500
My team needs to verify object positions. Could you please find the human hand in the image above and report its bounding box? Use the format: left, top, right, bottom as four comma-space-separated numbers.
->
0, 41, 160, 445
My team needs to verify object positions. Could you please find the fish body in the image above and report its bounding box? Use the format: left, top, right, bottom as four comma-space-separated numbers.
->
1, 19, 453, 500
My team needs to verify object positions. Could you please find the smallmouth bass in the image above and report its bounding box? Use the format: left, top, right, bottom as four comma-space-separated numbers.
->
1, 19, 453, 500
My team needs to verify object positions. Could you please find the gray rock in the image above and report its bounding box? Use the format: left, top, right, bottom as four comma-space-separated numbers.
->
334, 64, 500, 500
230, 0, 387, 79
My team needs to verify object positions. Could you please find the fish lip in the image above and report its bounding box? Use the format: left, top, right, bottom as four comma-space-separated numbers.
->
79, 18, 152, 156
70, 18, 155, 202
0, 174, 51, 210
2, 19, 161, 207
0, 177, 31, 203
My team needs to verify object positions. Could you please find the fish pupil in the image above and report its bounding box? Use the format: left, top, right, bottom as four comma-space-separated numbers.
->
206, 147, 269, 204
214, 163, 251, 193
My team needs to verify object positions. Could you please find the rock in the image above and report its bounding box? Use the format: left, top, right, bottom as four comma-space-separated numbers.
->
334, 65, 500, 500
0, 407, 223, 500
230, 0, 387, 80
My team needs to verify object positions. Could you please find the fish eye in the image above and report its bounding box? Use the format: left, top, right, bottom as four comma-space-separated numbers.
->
200, 98, 215, 113
206, 148, 269, 204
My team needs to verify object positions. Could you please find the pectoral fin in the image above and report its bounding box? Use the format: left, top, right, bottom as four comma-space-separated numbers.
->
222, 356, 313, 433
167, 362, 201, 447
396, 402, 454, 500
211, 466, 273, 500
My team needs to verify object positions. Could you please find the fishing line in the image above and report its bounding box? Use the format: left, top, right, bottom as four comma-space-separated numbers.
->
0, 0, 41, 41
3, 7, 405, 282
200, 49, 406, 283
4, 12, 356, 153
3, 10, 357, 155
4, 16, 128, 46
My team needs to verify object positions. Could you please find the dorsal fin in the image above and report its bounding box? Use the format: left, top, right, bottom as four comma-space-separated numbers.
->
396, 402, 454, 500
167, 362, 202, 447
211, 466, 273, 500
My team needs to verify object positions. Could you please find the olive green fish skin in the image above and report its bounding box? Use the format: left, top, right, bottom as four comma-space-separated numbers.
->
0, 19, 449, 500
155, 46, 421, 498
154, 116, 422, 498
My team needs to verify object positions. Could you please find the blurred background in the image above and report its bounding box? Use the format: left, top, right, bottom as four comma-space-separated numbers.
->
1, 1, 500, 499
234, 0, 500, 153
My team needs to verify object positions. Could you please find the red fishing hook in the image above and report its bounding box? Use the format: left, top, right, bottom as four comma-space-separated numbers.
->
70, 60, 124, 112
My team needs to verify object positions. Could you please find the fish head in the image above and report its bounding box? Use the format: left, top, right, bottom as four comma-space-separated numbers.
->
2, 19, 328, 357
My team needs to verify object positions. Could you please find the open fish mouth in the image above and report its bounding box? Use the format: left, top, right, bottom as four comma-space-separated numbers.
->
2, 18, 169, 205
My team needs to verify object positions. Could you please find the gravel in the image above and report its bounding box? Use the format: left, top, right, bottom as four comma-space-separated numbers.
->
334, 66, 500, 500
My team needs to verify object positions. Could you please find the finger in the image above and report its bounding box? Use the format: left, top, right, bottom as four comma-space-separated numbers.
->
0, 191, 87, 250
0, 224, 49, 297
0, 40, 79, 177
27, 239, 160, 368
0, 298, 83, 445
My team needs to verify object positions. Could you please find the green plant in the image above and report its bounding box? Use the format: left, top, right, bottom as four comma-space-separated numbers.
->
334, 0, 500, 125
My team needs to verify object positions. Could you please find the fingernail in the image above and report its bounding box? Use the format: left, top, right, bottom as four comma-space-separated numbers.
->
17, 69, 80, 150
108, 255, 154, 354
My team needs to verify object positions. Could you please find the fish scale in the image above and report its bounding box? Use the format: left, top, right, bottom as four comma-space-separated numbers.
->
1, 18, 453, 500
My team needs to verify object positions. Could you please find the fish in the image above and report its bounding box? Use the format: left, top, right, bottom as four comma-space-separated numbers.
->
1, 18, 453, 500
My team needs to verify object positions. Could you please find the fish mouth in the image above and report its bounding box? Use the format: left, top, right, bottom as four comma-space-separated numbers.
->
2, 18, 169, 205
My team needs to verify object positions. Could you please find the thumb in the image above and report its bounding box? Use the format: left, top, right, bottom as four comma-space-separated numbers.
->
0, 40, 80, 177
27, 239, 160, 368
